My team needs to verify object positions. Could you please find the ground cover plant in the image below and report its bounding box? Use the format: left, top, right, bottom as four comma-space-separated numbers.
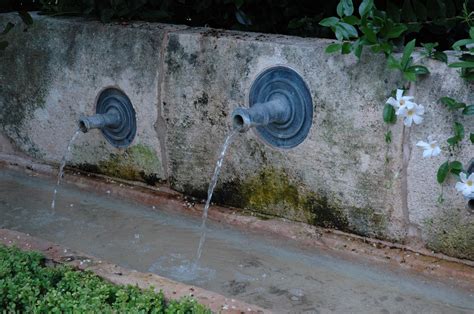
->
0, 245, 211, 313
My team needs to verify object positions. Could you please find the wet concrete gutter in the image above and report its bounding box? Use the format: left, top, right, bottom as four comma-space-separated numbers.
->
0, 229, 266, 313
1, 153, 473, 292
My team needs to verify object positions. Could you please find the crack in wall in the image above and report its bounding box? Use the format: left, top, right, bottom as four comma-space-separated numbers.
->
400, 83, 415, 243
154, 30, 172, 180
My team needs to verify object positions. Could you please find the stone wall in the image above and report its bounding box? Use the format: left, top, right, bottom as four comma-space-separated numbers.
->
1, 13, 472, 260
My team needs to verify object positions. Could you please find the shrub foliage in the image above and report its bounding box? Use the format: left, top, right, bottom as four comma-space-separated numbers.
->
0, 245, 210, 313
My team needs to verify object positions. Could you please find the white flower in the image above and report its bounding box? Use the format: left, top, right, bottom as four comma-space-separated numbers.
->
386, 89, 415, 115
401, 103, 424, 127
455, 172, 474, 197
416, 139, 441, 158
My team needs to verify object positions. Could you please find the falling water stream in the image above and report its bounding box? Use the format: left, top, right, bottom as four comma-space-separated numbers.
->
195, 129, 239, 264
148, 129, 240, 282
51, 130, 81, 210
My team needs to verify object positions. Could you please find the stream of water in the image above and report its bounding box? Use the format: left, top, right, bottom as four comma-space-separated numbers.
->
195, 129, 239, 265
51, 130, 81, 210
150, 130, 240, 282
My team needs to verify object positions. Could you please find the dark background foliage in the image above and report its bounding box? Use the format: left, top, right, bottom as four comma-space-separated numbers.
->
0, 0, 473, 49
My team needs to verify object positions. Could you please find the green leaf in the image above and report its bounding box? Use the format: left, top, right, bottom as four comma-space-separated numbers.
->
449, 161, 463, 176
2, 22, 14, 35
353, 39, 364, 58
447, 136, 459, 146
452, 39, 474, 50
387, 55, 402, 70
462, 71, 474, 81
439, 97, 464, 110
385, 130, 392, 143
0, 41, 8, 50
470, 27, 474, 39
341, 42, 352, 54
325, 43, 342, 53
401, 39, 416, 70
360, 25, 377, 43
437, 161, 449, 184
449, 61, 474, 68
403, 71, 417, 81
463, 105, 474, 115
383, 103, 396, 123
422, 42, 437, 54
342, 16, 360, 25
340, 0, 354, 16
338, 22, 358, 38
335, 27, 344, 40
18, 11, 33, 26
454, 122, 465, 140
407, 65, 430, 75
460, 53, 474, 61
432, 51, 447, 63
385, 24, 408, 39
359, 0, 374, 16
470, 133, 474, 144
379, 42, 394, 55
319, 17, 339, 27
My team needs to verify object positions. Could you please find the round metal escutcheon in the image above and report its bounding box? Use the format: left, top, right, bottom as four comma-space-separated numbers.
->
249, 66, 313, 149
96, 88, 137, 148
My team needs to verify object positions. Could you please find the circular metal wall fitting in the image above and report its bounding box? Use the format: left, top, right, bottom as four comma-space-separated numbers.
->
96, 88, 137, 148
249, 66, 313, 149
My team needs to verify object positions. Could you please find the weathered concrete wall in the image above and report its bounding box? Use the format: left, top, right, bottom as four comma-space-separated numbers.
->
0, 13, 472, 260
0, 14, 181, 183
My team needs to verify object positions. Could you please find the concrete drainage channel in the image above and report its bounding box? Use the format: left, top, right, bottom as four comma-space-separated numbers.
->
1, 12, 474, 313
0, 159, 473, 313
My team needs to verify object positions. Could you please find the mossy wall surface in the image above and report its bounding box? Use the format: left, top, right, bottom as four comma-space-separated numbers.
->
75, 144, 162, 185
425, 209, 474, 260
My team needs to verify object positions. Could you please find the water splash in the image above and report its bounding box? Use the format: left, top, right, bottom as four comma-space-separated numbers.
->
51, 130, 81, 210
194, 129, 238, 264
149, 253, 216, 285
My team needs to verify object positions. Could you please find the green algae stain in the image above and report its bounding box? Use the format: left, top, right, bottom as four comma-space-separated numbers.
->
212, 167, 350, 231
347, 206, 387, 238
425, 210, 474, 260
75, 144, 162, 186
241, 168, 300, 216
303, 193, 349, 230
183, 167, 388, 237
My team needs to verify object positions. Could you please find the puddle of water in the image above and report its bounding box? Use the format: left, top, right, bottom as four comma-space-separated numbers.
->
51, 130, 81, 210
0, 169, 473, 313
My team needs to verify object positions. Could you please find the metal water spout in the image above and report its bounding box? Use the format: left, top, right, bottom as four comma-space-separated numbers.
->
231, 66, 313, 149
78, 110, 121, 133
78, 88, 137, 148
